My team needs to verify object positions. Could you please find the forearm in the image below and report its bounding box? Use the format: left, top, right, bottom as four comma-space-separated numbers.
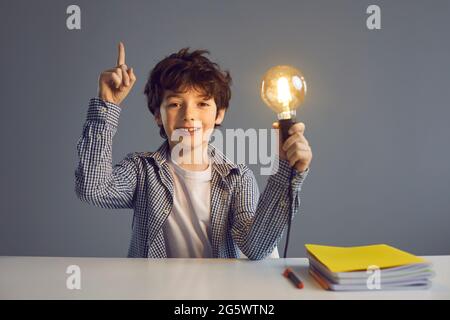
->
74, 98, 135, 208
233, 158, 309, 260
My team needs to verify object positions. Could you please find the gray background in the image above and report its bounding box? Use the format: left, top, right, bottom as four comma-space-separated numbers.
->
1, 0, 449, 258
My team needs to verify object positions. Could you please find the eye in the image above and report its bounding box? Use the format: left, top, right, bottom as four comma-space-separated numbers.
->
168, 102, 180, 108
199, 102, 210, 107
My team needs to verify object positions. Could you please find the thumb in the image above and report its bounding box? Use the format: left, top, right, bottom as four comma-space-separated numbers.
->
272, 121, 282, 143
272, 121, 286, 159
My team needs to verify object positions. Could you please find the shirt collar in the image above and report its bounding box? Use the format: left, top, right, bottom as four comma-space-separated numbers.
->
145, 140, 245, 178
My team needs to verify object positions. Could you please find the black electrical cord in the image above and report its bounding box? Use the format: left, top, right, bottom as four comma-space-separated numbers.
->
283, 169, 294, 258
278, 117, 296, 259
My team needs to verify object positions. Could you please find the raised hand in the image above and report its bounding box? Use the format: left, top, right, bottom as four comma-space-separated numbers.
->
98, 42, 137, 106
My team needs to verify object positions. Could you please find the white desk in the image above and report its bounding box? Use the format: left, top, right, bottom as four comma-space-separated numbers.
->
0, 256, 449, 299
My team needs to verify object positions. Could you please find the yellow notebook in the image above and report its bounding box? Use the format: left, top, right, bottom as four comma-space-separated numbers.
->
305, 244, 426, 273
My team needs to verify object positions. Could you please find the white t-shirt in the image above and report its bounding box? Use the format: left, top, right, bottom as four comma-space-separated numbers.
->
163, 155, 279, 259
163, 156, 214, 258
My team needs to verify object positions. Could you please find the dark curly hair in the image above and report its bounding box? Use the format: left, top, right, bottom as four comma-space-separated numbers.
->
144, 48, 232, 139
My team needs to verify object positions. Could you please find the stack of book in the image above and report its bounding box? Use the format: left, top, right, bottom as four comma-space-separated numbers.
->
305, 244, 434, 291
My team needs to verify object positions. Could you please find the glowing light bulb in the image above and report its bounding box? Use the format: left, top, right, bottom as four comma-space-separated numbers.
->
261, 65, 307, 141
277, 77, 292, 108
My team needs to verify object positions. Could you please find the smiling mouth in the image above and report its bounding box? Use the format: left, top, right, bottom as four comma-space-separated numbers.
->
176, 127, 201, 133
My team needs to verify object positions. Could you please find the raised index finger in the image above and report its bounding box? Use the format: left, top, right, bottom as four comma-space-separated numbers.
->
117, 42, 125, 66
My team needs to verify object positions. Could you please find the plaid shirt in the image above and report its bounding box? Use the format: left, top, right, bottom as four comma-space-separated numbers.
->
75, 98, 309, 260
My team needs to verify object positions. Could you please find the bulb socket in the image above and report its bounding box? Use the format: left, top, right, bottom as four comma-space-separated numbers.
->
279, 117, 296, 142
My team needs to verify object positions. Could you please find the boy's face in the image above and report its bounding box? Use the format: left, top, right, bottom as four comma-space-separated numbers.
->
155, 87, 225, 150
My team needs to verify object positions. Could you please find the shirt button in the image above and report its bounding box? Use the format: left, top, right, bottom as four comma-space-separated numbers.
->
101, 107, 107, 113
164, 209, 170, 214
96, 133, 102, 140
280, 200, 287, 208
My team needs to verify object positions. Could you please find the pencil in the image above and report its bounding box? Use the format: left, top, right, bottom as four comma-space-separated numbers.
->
283, 267, 304, 289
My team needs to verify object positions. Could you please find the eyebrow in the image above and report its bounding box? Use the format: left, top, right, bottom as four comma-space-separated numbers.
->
165, 93, 211, 100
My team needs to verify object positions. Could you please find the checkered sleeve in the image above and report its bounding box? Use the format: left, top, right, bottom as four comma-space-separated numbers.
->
231, 156, 309, 260
75, 98, 138, 209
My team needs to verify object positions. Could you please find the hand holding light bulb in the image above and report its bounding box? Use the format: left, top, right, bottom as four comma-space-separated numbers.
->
272, 121, 312, 173
261, 65, 312, 173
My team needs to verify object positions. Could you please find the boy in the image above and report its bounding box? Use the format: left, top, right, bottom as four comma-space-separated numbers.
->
75, 42, 312, 260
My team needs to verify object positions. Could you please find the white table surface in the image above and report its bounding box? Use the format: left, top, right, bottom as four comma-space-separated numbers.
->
0, 256, 449, 300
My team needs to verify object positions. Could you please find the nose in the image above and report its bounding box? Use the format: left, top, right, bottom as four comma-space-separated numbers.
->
182, 103, 197, 122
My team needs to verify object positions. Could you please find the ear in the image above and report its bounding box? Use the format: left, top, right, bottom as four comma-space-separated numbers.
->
154, 109, 163, 126
215, 108, 226, 125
